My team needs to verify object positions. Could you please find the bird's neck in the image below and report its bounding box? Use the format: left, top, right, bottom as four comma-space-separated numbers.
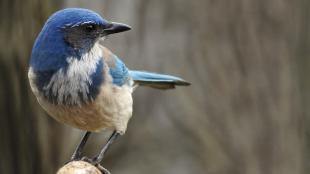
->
33, 43, 104, 105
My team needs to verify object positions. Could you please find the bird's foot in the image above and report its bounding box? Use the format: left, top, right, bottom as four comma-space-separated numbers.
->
80, 156, 103, 166
81, 156, 95, 164
96, 165, 111, 174
80, 156, 111, 174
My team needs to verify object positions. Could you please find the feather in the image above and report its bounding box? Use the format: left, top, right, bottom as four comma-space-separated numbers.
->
129, 70, 190, 89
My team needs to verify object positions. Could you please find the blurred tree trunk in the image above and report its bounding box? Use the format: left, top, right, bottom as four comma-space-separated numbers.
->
297, 0, 310, 173
0, 0, 63, 174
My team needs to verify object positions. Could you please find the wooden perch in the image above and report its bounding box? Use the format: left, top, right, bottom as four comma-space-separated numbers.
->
57, 161, 111, 174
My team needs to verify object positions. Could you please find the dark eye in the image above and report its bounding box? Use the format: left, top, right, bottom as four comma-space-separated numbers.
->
84, 24, 96, 32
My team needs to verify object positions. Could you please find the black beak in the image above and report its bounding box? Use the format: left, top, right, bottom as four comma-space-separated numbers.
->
104, 22, 131, 35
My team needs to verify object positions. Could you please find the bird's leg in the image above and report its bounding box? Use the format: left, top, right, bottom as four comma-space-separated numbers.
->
92, 130, 120, 164
71, 131, 91, 161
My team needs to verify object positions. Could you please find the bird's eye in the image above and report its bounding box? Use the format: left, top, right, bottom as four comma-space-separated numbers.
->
84, 24, 96, 32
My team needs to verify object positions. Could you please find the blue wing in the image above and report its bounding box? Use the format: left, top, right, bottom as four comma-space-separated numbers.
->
109, 57, 130, 86
101, 46, 190, 89
101, 47, 130, 86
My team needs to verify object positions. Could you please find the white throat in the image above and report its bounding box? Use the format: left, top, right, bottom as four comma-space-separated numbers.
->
43, 43, 102, 105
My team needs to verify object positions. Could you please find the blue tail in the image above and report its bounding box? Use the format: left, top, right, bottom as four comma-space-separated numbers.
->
129, 70, 190, 89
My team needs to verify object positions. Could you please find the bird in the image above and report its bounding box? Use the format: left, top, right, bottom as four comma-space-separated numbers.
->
28, 8, 190, 165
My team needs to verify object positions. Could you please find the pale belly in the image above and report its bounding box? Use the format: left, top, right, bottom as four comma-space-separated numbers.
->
29, 70, 133, 134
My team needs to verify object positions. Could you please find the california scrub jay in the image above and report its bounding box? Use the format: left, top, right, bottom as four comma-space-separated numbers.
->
28, 8, 190, 165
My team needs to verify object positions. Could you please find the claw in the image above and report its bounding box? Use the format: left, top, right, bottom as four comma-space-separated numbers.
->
96, 165, 111, 174
80, 156, 111, 174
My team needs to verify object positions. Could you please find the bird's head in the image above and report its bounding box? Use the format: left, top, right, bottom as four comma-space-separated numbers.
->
30, 8, 131, 71
58, 8, 131, 51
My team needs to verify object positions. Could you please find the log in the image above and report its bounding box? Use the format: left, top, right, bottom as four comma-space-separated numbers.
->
57, 161, 110, 174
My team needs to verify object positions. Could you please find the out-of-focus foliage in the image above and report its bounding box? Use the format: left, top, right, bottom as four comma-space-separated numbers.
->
1, 0, 310, 174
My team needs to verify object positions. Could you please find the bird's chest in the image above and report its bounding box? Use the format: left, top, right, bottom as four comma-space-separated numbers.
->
31, 56, 104, 106
29, 60, 133, 133
29, 68, 133, 132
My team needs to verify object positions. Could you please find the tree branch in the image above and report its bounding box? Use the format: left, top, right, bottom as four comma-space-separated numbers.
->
57, 161, 110, 174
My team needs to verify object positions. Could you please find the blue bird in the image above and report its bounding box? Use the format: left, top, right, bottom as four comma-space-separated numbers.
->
28, 8, 190, 165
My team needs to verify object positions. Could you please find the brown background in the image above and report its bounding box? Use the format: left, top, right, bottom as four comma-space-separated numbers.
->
0, 0, 308, 173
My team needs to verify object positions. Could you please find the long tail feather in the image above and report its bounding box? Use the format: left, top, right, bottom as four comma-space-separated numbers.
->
129, 70, 190, 89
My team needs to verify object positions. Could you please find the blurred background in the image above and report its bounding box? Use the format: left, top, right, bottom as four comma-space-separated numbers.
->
0, 0, 308, 173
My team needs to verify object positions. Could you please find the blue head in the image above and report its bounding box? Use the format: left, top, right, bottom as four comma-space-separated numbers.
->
30, 8, 130, 71
29, 8, 131, 105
